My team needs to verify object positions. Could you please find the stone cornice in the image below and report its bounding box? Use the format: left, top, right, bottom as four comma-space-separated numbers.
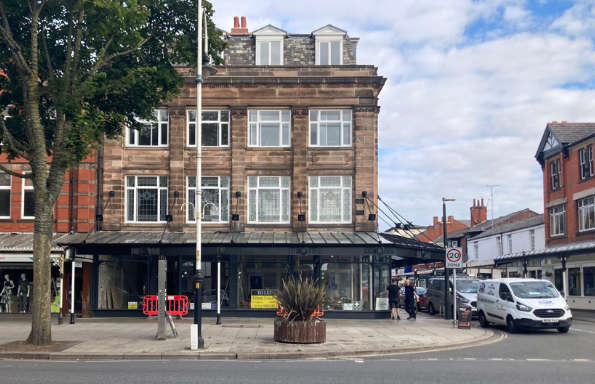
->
185, 76, 386, 89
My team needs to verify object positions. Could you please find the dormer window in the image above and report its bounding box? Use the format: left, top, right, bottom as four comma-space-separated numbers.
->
253, 25, 286, 66
313, 25, 347, 66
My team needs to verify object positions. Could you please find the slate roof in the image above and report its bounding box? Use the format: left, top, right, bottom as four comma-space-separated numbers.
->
441, 208, 539, 241
0, 233, 63, 252
469, 214, 544, 241
57, 231, 443, 252
548, 123, 595, 145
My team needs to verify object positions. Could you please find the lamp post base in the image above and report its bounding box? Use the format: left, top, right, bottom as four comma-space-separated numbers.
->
216, 313, 221, 325
190, 324, 205, 350
70, 312, 75, 324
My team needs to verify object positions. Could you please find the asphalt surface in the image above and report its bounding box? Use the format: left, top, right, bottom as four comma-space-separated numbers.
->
1, 320, 594, 384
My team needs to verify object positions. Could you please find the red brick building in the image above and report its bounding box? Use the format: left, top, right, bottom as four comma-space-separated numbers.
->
495, 122, 595, 310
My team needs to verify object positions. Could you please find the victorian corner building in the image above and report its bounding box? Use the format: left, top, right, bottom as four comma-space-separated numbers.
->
57, 21, 443, 317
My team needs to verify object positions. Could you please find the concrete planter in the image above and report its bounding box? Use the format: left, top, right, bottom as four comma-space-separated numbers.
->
274, 317, 326, 344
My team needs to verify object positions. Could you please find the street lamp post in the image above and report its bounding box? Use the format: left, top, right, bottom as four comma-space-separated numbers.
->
191, 0, 205, 350
442, 197, 455, 319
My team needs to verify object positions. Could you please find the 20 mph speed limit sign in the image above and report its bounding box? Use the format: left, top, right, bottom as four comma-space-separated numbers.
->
445, 247, 463, 268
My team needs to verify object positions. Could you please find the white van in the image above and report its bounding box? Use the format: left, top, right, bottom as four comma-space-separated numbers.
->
477, 278, 572, 333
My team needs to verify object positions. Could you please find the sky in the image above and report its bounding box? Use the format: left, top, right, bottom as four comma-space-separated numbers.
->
211, 0, 595, 229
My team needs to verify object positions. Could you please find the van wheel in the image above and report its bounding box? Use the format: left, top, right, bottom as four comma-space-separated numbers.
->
478, 311, 489, 328
557, 326, 570, 333
506, 316, 517, 333
428, 303, 435, 315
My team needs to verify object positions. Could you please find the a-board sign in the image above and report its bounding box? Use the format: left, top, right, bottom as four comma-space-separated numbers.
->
250, 289, 278, 309
445, 247, 463, 268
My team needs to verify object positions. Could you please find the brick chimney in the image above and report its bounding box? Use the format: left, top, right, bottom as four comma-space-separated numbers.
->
470, 198, 487, 226
230, 16, 249, 35
433, 216, 439, 226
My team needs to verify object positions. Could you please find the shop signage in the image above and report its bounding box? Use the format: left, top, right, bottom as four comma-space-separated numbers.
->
127, 301, 138, 310
445, 247, 463, 269
375, 297, 389, 310
250, 289, 278, 309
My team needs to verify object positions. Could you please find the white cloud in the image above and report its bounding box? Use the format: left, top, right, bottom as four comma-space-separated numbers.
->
209, 0, 595, 227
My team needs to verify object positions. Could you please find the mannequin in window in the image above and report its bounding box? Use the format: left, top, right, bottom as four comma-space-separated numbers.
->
0, 274, 15, 313
17, 273, 30, 313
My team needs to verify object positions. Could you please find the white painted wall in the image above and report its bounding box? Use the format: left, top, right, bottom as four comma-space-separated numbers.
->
471, 224, 545, 262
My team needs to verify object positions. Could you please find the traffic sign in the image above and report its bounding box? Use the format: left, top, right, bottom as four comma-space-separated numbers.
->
445, 247, 463, 268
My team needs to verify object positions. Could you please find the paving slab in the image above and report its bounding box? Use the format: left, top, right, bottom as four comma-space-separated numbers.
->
0, 314, 500, 360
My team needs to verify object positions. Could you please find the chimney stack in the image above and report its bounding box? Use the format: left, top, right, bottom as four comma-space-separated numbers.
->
470, 198, 487, 226
230, 16, 249, 35
433, 216, 438, 226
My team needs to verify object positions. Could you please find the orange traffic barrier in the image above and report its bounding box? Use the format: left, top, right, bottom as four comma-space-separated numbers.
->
143, 295, 189, 317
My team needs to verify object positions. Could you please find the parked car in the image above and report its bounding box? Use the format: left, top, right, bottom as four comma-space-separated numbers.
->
399, 286, 428, 311
477, 278, 572, 333
426, 277, 479, 317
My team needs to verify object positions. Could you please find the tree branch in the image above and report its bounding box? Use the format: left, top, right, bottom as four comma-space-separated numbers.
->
41, 28, 54, 79
0, 1, 32, 74
0, 163, 32, 179
0, 117, 29, 159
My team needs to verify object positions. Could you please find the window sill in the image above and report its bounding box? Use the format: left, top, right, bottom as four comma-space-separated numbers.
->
308, 146, 353, 150
578, 175, 594, 184
124, 222, 167, 225
185, 146, 231, 150
309, 223, 353, 226
549, 234, 567, 240
246, 147, 292, 150
576, 229, 595, 236
124, 146, 168, 149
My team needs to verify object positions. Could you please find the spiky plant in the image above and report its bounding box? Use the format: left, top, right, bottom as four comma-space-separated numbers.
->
276, 275, 325, 321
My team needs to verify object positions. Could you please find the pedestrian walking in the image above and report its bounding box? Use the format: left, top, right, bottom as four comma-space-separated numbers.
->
386, 278, 401, 320
404, 279, 418, 320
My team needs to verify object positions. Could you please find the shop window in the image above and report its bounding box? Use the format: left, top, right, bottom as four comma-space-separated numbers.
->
568, 268, 581, 296
554, 269, 563, 293
186, 176, 229, 223
126, 109, 168, 147
0, 172, 10, 218
309, 176, 352, 224
237, 255, 290, 309
584, 267, 595, 296
125, 175, 168, 223
187, 110, 229, 147
247, 176, 290, 224
309, 109, 352, 147
577, 196, 595, 232
320, 255, 370, 311
97, 257, 148, 310
22, 175, 34, 219
248, 110, 291, 147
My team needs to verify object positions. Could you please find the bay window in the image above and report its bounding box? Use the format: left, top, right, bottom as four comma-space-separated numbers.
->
309, 176, 352, 224
187, 110, 229, 147
126, 109, 168, 147
309, 109, 352, 147
125, 176, 168, 223
248, 176, 290, 224
187, 176, 229, 223
248, 110, 291, 147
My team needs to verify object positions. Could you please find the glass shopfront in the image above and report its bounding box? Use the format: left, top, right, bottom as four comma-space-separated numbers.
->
1, 263, 61, 314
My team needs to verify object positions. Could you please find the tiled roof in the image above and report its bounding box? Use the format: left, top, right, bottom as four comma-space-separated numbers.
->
495, 240, 595, 264
469, 214, 544, 240
548, 123, 595, 145
0, 233, 64, 252
443, 208, 538, 240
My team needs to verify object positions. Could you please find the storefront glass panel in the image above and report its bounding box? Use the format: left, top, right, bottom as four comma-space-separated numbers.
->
569, 268, 581, 296
321, 256, 363, 311
97, 256, 148, 310
237, 255, 289, 309
584, 267, 595, 297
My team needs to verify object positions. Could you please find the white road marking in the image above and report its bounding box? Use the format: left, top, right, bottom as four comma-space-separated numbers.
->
526, 359, 550, 362
571, 328, 595, 335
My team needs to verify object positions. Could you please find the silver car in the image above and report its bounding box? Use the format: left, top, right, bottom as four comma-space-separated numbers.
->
426, 277, 479, 317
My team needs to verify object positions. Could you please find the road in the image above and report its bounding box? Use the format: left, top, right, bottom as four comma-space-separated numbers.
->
1, 319, 594, 384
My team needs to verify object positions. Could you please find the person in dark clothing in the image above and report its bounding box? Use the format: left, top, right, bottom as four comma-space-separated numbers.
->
386, 279, 401, 320
404, 279, 418, 320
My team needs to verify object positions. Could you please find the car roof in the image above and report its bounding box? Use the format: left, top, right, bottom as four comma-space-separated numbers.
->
482, 278, 550, 283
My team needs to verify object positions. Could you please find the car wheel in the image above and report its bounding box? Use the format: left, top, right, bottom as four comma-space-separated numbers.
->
428, 303, 435, 315
557, 326, 570, 333
506, 315, 517, 333
478, 311, 489, 328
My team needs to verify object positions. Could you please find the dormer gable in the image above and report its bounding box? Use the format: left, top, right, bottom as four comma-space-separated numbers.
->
312, 25, 347, 37
252, 25, 287, 37
252, 25, 286, 65
312, 25, 347, 65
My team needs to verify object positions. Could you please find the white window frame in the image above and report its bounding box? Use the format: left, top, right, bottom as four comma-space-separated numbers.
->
507, 234, 512, 254
316, 38, 343, 65
496, 236, 503, 257
530, 229, 535, 250
474, 242, 479, 259
21, 173, 34, 220
0, 172, 11, 219
255, 38, 284, 65
550, 204, 566, 236
186, 176, 230, 223
550, 158, 561, 190
247, 176, 290, 224
308, 175, 352, 224
126, 109, 169, 148
579, 145, 593, 180
248, 110, 291, 147
125, 175, 168, 223
309, 109, 352, 147
578, 195, 595, 232
186, 110, 230, 148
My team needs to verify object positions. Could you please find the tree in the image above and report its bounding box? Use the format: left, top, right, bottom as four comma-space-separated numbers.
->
0, 0, 224, 345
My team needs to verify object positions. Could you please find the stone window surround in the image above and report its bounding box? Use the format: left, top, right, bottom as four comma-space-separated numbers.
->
126, 109, 169, 148
186, 109, 230, 148
247, 175, 291, 224
125, 175, 168, 224
308, 175, 352, 224
248, 109, 291, 148
308, 109, 352, 147
186, 175, 230, 224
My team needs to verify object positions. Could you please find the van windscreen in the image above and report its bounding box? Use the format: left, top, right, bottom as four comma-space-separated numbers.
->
509, 281, 559, 299
456, 280, 479, 293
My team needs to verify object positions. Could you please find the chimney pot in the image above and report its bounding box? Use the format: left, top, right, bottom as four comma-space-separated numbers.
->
233, 16, 239, 28
231, 16, 249, 35
241, 16, 247, 28
433, 216, 438, 226
448, 215, 454, 222
473, 198, 476, 207
481, 198, 484, 206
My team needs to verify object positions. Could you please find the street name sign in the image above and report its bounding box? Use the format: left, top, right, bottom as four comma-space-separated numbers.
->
445, 247, 463, 269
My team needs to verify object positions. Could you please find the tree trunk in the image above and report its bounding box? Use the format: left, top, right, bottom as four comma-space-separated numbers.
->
26, 201, 54, 346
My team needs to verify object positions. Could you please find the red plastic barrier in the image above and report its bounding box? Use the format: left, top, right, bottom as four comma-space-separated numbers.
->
142, 295, 189, 317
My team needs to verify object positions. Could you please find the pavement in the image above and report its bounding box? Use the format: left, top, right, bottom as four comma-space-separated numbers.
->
571, 309, 595, 323
0, 314, 498, 360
